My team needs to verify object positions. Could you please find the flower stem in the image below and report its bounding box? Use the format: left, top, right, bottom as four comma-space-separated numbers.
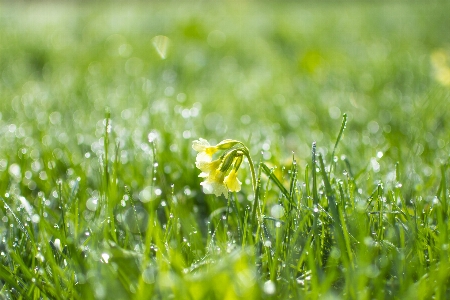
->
238, 143, 260, 238
238, 143, 257, 195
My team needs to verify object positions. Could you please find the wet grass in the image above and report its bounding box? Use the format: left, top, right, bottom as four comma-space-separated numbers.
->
1, 1, 450, 299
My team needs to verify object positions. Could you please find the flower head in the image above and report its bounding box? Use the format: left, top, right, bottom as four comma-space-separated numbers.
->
200, 169, 228, 197
192, 138, 245, 198
224, 169, 241, 192
197, 156, 231, 198
196, 158, 221, 177
192, 138, 219, 164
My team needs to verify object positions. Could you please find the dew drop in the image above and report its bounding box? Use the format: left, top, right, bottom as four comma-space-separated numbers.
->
101, 253, 110, 263
263, 280, 276, 295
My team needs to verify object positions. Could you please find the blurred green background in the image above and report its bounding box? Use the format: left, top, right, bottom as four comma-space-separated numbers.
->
1, 1, 449, 195
1, 2, 450, 299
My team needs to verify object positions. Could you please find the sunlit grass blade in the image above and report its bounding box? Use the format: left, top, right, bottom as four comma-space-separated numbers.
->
260, 162, 290, 201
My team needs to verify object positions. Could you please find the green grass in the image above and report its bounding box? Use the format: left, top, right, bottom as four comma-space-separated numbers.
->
1, 2, 450, 299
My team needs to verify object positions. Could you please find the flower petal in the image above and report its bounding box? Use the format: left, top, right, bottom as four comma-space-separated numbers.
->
192, 138, 210, 152
196, 152, 212, 164
201, 181, 228, 198
224, 169, 242, 192
196, 159, 221, 174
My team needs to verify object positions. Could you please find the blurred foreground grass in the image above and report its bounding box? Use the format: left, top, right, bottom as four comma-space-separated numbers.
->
0, 2, 450, 299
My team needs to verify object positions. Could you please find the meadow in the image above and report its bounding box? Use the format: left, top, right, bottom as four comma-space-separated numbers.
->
0, 2, 450, 299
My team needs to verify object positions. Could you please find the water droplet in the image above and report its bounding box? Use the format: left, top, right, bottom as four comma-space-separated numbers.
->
31, 214, 40, 223
142, 266, 156, 284
101, 253, 110, 263
271, 205, 285, 219
86, 197, 99, 211
263, 280, 276, 295
53, 239, 61, 251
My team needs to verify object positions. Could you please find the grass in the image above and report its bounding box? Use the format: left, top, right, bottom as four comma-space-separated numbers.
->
1, 1, 450, 299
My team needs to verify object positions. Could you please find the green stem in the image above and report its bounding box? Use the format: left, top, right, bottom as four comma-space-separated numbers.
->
237, 142, 259, 239
238, 143, 257, 195
246, 152, 257, 195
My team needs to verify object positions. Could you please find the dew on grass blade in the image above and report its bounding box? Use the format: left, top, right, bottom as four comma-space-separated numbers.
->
8, 164, 21, 179
31, 214, 40, 223
139, 186, 153, 203
86, 197, 99, 211
183, 187, 191, 196
101, 253, 110, 264
263, 280, 276, 295
34, 252, 44, 262
53, 238, 61, 251
270, 204, 285, 219
142, 266, 156, 284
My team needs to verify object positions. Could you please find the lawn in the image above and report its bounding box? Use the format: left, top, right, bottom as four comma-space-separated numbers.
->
0, 2, 450, 299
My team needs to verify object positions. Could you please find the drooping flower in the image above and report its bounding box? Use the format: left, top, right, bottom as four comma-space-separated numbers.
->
192, 138, 245, 198
200, 169, 228, 197
196, 158, 222, 176
198, 158, 229, 198
224, 169, 241, 192
192, 138, 218, 163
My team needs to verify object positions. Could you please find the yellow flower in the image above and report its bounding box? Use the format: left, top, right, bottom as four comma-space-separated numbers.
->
192, 138, 240, 164
200, 169, 228, 197
195, 158, 227, 197
224, 169, 241, 192
192, 138, 218, 163
192, 138, 245, 198
196, 158, 222, 176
